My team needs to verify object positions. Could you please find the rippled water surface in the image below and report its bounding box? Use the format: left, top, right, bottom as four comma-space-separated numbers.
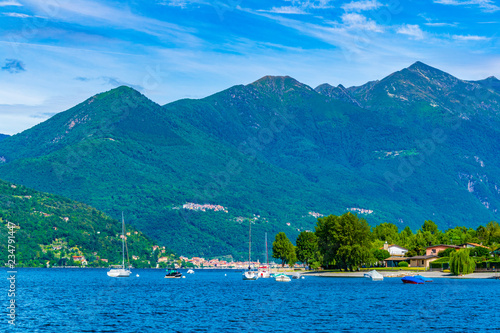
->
2, 268, 499, 332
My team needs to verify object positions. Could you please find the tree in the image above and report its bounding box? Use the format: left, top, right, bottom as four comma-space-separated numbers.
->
373, 249, 390, 262
296, 231, 318, 268
437, 248, 456, 257
421, 220, 440, 235
469, 246, 490, 258
315, 213, 372, 271
272, 232, 296, 267
449, 249, 475, 275
372, 223, 399, 243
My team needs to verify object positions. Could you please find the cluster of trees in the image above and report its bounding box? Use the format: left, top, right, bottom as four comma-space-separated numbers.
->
272, 212, 500, 272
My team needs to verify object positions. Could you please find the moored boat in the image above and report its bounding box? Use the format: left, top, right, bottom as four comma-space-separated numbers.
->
164, 269, 182, 278
274, 273, 291, 282
258, 266, 270, 278
187, 269, 194, 274
107, 213, 132, 278
243, 270, 259, 280
364, 270, 383, 281
402, 276, 424, 284
414, 275, 433, 282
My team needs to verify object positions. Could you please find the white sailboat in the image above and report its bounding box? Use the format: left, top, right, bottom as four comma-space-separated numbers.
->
257, 233, 270, 278
107, 213, 132, 278
243, 220, 258, 280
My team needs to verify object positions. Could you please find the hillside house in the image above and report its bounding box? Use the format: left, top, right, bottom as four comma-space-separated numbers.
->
408, 255, 439, 268
459, 243, 489, 249
382, 242, 408, 257
425, 244, 460, 256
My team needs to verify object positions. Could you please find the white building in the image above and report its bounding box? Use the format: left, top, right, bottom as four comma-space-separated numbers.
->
383, 242, 408, 257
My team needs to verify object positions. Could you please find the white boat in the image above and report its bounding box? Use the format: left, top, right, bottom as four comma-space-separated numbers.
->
107, 213, 132, 278
274, 273, 291, 282
364, 270, 383, 281
257, 267, 270, 278
292, 272, 301, 279
243, 270, 259, 280
187, 269, 194, 274
242, 220, 259, 280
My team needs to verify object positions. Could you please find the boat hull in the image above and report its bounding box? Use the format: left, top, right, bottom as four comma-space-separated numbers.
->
107, 269, 132, 278
243, 271, 259, 280
275, 274, 291, 282
402, 276, 424, 284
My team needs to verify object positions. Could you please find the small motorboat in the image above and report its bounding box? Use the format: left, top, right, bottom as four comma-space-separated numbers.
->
414, 275, 433, 282
164, 269, 182, 278
187, 269, 194, 274
292, 272, 301, 279
274, 273, 291, 282
402, 276, 424, 284
364, 270, 384, 281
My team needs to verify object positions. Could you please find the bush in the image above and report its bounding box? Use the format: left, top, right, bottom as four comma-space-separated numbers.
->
398, 261, 409, 267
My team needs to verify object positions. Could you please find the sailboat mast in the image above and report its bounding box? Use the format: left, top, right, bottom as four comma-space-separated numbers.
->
248, 220, 251, 265
265, 232, 268, 265
122, 212, 125, 269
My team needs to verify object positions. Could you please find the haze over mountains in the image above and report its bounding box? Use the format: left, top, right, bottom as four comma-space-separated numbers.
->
1, 62, 500, 259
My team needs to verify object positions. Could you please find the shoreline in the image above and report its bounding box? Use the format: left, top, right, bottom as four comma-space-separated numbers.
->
303, 270, 500, 279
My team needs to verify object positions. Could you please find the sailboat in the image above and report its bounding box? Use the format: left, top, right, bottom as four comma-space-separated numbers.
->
257, 232, 270, 278
243, 220, 258, 280
107, 213, 132, 278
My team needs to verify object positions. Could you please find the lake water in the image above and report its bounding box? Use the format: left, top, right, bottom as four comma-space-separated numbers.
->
1, 268, 499, 332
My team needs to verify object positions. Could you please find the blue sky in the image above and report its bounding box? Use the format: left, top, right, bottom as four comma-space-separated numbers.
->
0, 0, 499, 134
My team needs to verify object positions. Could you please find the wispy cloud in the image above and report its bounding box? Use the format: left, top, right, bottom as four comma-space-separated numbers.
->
156, 0, 205, 8
397, 24, 424, 40
74, 76, 144, 91
342, 0, 382, 12
1, 59, 25, 73
3, 12, 32, 18
452, 34, 490, 41
424, 22, 457, 27
341, 13, 383, 32
0, 0, 22, 6
434, 0, 500, 12
22, 0, 200, 45
262, 6, 308, 15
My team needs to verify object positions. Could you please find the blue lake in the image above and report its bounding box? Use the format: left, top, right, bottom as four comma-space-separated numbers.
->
1, 268, 499, 332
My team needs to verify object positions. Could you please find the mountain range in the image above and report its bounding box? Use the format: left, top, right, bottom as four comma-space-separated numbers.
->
1, 61, 500, 259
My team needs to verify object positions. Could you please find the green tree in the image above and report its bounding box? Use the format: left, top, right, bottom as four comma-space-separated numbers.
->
372, 223, 399, 243
449, 249, 475, 275
469, 246, 490, 257
437, 248, 456, 257
315, 213, 372, 271
272, 232, 296, 267
372, 249, 391, 262
421, 220, 440, 235
295, 231, 318, 268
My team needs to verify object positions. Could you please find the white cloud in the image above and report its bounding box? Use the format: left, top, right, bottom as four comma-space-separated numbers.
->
3, 12, 31, 18
424, 22, 457, 27
156, 0, 205, 8
21, 0, 199, 45
342, 0, 382, 12
397, 24, 424, 40
453, 34, 490, 41
434, 0, 500, 12
0, 1, 22, 6
341, 13, 383, 32
263, 6, 308, 14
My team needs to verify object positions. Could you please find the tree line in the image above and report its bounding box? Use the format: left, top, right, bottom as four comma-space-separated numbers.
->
272, 212, 500, 271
